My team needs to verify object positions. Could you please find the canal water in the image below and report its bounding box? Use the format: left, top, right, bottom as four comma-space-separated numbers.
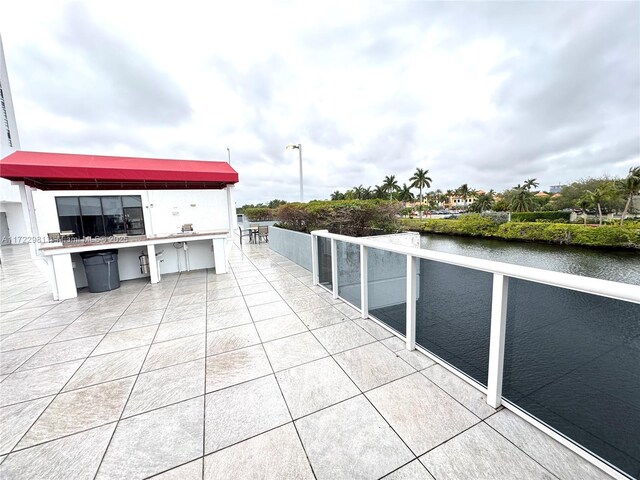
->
369, 234, 640, 477
419, 233, 640, 285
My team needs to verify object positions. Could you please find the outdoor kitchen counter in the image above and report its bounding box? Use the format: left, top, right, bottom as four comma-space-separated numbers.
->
39, 230, 230, 301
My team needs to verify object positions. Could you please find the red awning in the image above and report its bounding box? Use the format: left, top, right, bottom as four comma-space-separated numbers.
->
0, 151, 239, 190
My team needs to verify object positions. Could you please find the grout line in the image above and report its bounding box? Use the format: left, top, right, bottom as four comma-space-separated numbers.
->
6, 283, 151, 459
92, 275, 181, 480
230, 243, 319, 480
202, 265, 208, 480
482, 419, 563, 480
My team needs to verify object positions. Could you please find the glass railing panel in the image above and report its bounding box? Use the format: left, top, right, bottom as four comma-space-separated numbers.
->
503, 279, 640, 478
367, 248, 406, 334
317, 236, 332, 290
336, 241, 361, 308
415, 260, 493, 386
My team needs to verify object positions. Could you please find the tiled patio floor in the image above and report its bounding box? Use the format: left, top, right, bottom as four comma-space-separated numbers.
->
0, 241, 611, 479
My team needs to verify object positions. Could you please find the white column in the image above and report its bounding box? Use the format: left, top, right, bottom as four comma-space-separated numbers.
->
311, 234, 319, 285
360, 245, 368, 319
17, 183, 40, 258
330, 238, 338, 299
147, 244, 160, 284
487, 273, 509, 408
405, 255, 417, 350
51, 253, 77, 300
46, 257, 59, 301
212, 238, 227, 274
226, 185, 236, 239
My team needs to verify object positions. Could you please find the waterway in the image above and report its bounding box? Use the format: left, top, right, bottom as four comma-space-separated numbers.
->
419, 233, 640, 285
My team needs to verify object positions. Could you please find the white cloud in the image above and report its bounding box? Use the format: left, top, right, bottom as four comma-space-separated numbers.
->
1, 0, 638, 204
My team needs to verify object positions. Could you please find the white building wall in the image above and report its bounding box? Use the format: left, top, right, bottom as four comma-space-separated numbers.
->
31, 188, 231, 238
0, 201, 27, 242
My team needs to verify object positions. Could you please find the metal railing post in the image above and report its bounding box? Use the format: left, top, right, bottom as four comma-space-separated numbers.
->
406, 255, 417, 350
360, 245, 368, 319
331, 238, 338, 299
311, 233, 319, 286
487, 273, 509, 408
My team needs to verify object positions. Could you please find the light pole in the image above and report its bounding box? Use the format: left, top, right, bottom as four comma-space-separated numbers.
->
286, 143, 303, 202
226, 148, 231, 164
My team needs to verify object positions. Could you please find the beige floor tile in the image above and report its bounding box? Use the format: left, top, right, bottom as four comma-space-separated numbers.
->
206, 324, 260, 355
205, 345, 272, 392
254, 314, 307, 342
420, 423, 555, 480
366, 373, 479, 455
334, 342, 414, 391
312, 320, 376, 354
296, 395, 413, 480
203, 424, 313, 480
18, 377, 135, 448
96, 397, 204, 480
63, 347, 145, 393
143, 334, 205, 372
124, 358, 204, 417
205, 375, 290, 452
421, 365, 495, 418
0, 423, 116, 480
276, 357, 359, 419
263, 332, 328, 372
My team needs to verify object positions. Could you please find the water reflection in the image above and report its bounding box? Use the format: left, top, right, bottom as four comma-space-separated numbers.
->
420, 235, 640, 285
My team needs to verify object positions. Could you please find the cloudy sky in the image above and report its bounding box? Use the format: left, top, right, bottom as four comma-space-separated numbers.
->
1, 1, 638, 205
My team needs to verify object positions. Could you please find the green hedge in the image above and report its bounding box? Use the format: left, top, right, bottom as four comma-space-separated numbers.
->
403, 214, 639, 249
510, 211, 571, 223
276, 200, 401, 236
244, 207, 276, 221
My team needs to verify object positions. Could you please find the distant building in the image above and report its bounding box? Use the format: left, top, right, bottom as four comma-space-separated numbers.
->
549, 184, 565, 194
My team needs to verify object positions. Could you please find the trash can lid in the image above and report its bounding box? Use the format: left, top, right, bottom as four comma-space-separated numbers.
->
80, 249, 118, 259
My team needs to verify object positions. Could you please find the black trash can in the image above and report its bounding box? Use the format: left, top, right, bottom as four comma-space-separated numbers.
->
81, 249, 120, 292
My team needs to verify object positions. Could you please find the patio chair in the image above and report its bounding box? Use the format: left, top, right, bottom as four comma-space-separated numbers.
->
257, 226, 269, 243
238, 226, 252, 246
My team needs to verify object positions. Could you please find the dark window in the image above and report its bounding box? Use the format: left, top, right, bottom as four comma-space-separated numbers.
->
79, 197, 105, 237
55, 197, 82, 236
101, 196, 126, 236
55, 195, 145, 238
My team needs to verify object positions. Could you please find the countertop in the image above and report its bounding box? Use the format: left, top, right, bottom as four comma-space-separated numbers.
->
39, 230, 230, 255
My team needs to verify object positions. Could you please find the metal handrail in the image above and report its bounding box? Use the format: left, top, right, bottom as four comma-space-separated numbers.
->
311, 229, 640, 304
310, 228, 636, 479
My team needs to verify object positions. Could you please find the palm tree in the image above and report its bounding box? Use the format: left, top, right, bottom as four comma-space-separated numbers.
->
523, 178, 539, 191
362, 186, 373, 200
330, 190, 344, 201
509, 187, 535, 212
373, 185, 386, 199
353, 185, 366, 200
456, 184, 475, 209
409, 168, 432, 219
619, 166, 640, 225
382, 175, 400, 201
469, 190, 495, 213
586, 184, 614, 226
445, 189, 455, 209
576, 197, 591, 225
397, 183, 415, 205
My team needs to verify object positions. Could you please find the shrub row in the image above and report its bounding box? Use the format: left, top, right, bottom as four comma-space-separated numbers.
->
275, 200, 402, 237
510, 211, 571, 223
403, 214, 640, 249
243, 207, 276, 221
